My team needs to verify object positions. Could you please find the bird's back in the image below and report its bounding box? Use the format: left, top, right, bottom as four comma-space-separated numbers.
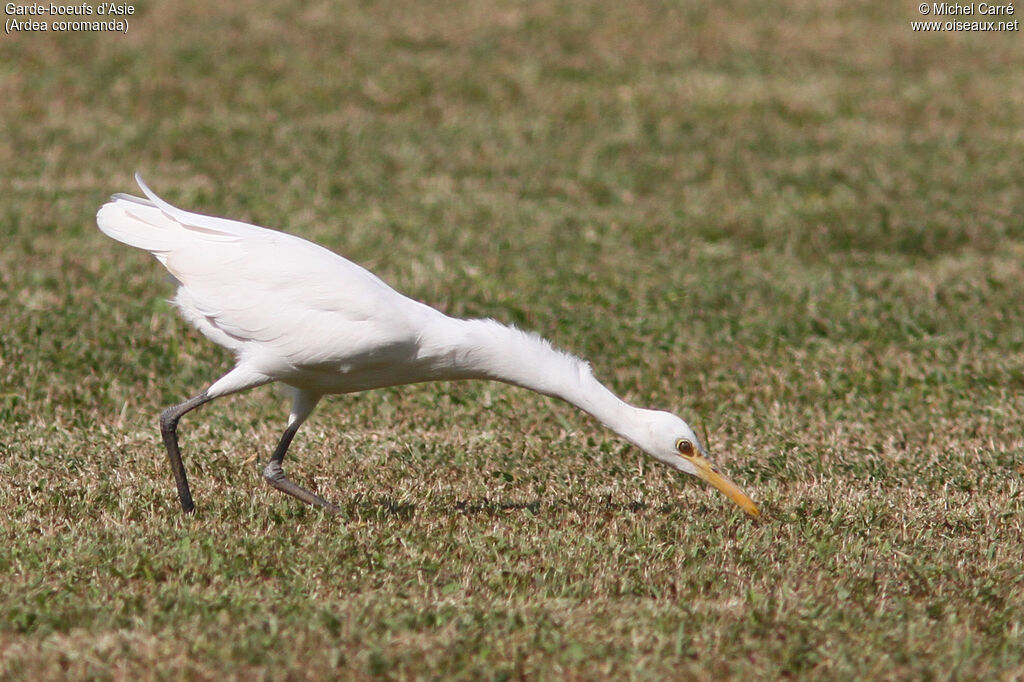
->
97, 176, 436, 385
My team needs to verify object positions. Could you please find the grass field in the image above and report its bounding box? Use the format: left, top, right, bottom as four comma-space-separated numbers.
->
3, 0, 1024, 678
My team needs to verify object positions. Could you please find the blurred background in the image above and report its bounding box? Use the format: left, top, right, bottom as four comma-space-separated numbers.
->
2, 1, 1023, 678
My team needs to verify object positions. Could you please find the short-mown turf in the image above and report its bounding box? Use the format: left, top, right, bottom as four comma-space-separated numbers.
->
2, 1, 1023, 678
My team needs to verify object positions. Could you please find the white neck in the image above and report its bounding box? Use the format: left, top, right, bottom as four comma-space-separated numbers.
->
417, 316, 647, 445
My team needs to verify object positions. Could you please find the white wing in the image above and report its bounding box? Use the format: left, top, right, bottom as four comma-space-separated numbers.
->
96, 176, 435, 372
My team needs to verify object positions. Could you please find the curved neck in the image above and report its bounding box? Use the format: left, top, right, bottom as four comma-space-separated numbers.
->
418, 316, 645, 444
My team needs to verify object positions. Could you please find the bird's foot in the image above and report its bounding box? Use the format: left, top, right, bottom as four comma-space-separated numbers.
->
263, 460, 343, 517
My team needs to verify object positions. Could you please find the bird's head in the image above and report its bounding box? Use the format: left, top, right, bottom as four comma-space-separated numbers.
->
632, 410, 759, 517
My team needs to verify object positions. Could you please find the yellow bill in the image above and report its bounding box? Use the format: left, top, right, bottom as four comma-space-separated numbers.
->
687, 454, 760, 517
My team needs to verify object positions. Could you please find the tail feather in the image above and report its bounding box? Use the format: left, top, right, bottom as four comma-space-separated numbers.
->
109, 192, 155, 207
132, 173, 263, 240
96, 174, 258, 255
96, 199, 186, 253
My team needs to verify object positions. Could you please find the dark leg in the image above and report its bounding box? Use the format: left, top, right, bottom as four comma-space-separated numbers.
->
263, 419, 341, 516
159, 390, 214, 513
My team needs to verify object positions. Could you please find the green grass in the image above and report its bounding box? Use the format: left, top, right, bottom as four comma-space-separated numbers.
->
2, 0, 1024, 678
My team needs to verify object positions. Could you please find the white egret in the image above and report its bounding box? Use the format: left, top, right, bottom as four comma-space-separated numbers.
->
96, 175, 759, 518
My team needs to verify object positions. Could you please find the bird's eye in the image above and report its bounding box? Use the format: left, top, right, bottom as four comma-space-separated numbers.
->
675, 438, 695, 456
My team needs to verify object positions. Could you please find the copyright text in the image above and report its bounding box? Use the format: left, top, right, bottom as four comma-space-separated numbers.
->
911, 2, 1019, 30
